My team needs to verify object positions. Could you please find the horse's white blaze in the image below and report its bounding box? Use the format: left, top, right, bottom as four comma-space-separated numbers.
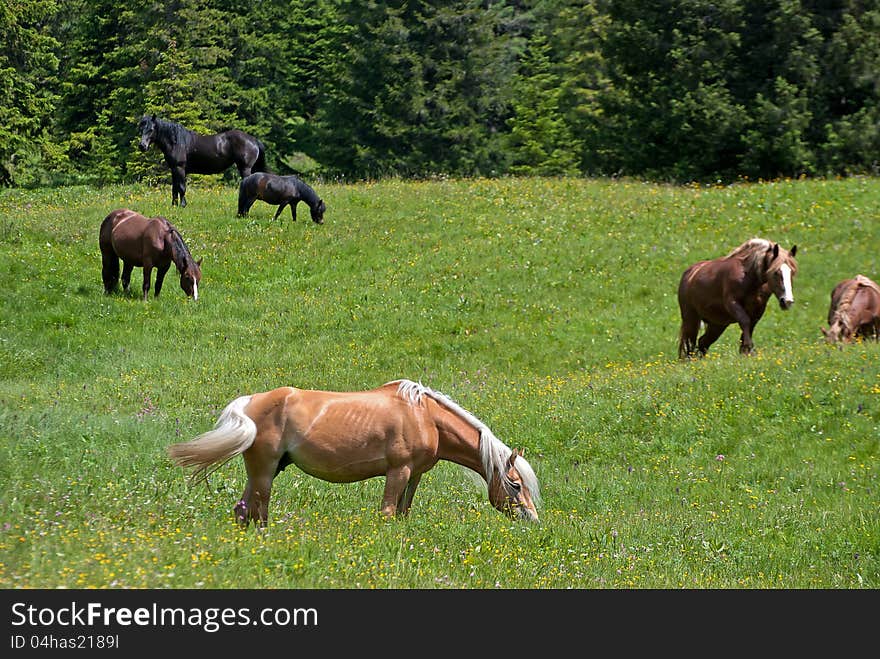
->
780, 263, 794, 304
192, 280, 198, 301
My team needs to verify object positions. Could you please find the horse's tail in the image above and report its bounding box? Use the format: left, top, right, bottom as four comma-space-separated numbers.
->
168, 395, 256, 485
253, 139, 269, 174
99, 213, 120, 293
237, 176, 250, 217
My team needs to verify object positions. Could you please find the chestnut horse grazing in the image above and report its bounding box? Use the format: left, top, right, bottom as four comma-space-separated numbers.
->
167, 379, 540, 524
821, 275, 880, 343
100, 209, 202, 300
678, 238, 798, 358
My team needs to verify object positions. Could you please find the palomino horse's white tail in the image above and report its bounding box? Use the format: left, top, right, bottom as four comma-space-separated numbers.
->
168, 395, 256, 484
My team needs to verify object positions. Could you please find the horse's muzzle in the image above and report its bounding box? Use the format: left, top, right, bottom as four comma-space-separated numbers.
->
138, 142, 149, 152
779, 298, 794, 310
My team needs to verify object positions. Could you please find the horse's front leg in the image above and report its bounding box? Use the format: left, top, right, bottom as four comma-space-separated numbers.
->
381, 465, 412, 518
171, 165, 187, 208
121, 263, 135, 295
739, 312, 765, 354
290, 200, 298, 223
154, 262, 171, 297
398, 472, 423, 516
724, 301, 755, 354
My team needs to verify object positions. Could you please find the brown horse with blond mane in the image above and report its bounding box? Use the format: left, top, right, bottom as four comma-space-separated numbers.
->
167, 379, 541, 524
678, 237, 798, 358
821, 275, 880, 343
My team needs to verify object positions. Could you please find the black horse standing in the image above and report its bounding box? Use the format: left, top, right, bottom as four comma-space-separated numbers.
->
237, 172, 326, 225
137, 115, 268, 208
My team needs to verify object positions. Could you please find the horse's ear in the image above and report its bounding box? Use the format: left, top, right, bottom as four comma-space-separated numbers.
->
151, 114, 156, 121
197, 258, 203, 267
771, 243, 779, 259
820, 326, 828, 337
790, 245, 797, 257
507, 448, 521, 468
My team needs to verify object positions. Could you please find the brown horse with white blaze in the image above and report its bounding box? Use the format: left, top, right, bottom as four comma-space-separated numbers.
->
821, 275, 880, 343
678, 238, 798, 358
168, 379, 540, 524
100, 208, 202, 300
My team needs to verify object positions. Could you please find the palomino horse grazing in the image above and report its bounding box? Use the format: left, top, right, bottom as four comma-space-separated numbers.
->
99, 208, 202, 300
821, 275, 880, 343
237, 172, 326, 224
678, 238, 798, 358
168, 379, 540, 524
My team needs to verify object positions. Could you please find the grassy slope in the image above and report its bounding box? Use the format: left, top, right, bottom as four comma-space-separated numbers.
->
0, 176, 877, 588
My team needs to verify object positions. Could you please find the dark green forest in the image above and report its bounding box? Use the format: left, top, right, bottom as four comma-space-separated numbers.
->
3, 0, 879, 187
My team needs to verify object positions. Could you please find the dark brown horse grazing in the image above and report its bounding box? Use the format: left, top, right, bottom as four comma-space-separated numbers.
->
237, 172, 325, 224
100, 209, 202, 300
137, 115, 268, 208
167, 379, 540, 525
678, 238, 798, 358
821, 275, 880, 343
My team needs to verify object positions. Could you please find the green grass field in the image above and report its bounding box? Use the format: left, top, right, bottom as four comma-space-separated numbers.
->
0, 176, 877, 588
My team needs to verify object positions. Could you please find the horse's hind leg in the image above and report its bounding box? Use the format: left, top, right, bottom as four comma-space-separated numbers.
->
239, 439, 281, 528
678, 312, 700, 359
154, 262, 171, 298
239, 475, 274, 528
101, 251, 119, 294
235, 475, 273, 528
698, 323, 727, 356
273, 202, 288, 223
141, 264, 153, 300
237, 191, 255, 217
121, 263, 135, 295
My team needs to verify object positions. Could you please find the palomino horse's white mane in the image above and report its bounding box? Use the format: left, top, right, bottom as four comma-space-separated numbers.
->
391, 379, 541, 506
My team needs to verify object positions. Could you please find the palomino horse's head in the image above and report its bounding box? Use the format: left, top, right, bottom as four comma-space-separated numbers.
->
137, 114, 158, 152
310, 199, 326, 225
487, 448, 540, 522
763, 242, 798, 310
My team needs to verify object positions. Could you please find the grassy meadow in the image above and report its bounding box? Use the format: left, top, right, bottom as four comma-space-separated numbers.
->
0, 176, 878, 589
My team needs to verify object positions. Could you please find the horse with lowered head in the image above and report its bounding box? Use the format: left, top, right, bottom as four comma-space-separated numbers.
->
821, 275, 880, 343
137, 114, 268, 208
237, 172, 325, 224
100, 208, 202, 300
167, 379, 540, 525
678, 237, 798, 358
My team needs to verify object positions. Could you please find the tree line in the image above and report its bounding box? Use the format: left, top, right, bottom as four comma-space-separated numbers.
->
3, 0, 879, 188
